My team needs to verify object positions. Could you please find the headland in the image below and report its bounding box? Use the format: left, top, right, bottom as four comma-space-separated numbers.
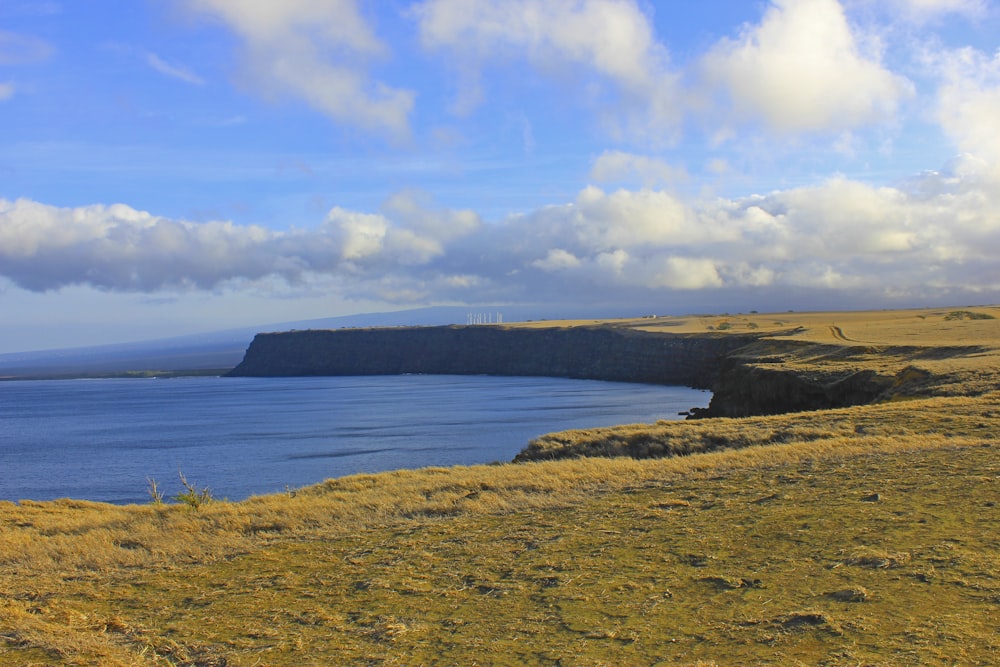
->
228, 306, 1000, 418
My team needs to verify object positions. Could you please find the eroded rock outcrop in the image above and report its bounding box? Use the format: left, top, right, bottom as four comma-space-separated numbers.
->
698, 362, 895, 418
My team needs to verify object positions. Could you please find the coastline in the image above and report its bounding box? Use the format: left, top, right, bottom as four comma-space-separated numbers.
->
228, 306, 1000, 419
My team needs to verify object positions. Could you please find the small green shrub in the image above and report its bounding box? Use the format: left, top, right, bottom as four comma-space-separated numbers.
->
175, 471, 214, 509
944, 310, 995, 321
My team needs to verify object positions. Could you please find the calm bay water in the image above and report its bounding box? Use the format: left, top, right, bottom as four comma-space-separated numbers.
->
0, 375, 709, 504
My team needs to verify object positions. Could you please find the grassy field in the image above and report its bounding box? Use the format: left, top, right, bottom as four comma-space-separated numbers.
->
2, 307, 998, 665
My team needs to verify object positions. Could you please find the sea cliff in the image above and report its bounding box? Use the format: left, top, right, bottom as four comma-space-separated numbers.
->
227, 325, 754, 390
226, 323, 920, 417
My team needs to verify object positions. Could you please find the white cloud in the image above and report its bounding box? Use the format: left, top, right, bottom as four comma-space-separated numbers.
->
0, 81, 13, 101
412, 0, 681, 140
767, 177, 916, 255
701, 0, 913, 135
532, 248, 582, 271
589, 151, 688, 188
146, 52, 205, 86
928, 46, 1000, 173
568, 186, 728, 249
0, 199, 294, 291
595, 248, 629, 277
652, 257, 724, 290
325, 208, 388, 261
381, 190, 481, 245
183, 0, 414, 139
326, 209, 444, 268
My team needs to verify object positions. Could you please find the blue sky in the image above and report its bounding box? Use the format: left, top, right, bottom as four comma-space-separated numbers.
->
2, 0, 1000, 352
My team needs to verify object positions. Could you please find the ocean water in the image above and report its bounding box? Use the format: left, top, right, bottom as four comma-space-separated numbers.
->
0, 375, 709, 504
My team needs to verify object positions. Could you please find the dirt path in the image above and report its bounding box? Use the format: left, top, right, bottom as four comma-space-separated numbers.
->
828, 325, 856, 342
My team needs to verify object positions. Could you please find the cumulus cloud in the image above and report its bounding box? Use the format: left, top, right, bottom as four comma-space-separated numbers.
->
532, 248, 582, 271
0, 199, 289, 291
182, 0, 414, 139
5, 151, 1000, 306
0, 194, 482, 294
412, 0, 681, 139
701, 0, 913, 135
927, 46, 1000, 173
326, 192, 480, 269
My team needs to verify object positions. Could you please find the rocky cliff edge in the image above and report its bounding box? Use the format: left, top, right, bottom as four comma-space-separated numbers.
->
227, 317, 992, 418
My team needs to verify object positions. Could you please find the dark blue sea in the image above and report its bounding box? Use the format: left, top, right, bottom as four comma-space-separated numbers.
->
0, 375, 709, 504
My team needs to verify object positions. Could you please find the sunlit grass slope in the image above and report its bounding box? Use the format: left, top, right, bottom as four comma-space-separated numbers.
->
2, 306, 999, 665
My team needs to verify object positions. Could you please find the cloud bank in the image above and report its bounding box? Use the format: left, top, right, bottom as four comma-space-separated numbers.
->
4, 150, 998, 305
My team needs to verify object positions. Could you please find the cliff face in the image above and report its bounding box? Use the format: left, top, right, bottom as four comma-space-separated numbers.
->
227, 325, 755, 390
700, 361, 895, 418
228, 325, 931, 417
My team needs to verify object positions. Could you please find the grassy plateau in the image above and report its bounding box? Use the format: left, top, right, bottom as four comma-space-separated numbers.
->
1, 306, 998, 666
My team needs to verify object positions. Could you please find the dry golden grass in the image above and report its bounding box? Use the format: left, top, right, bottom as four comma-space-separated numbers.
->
3, 305, 1000, 665
519, 391, 1000, 461
619, 305, 1000, 345
2, 429, 997, 665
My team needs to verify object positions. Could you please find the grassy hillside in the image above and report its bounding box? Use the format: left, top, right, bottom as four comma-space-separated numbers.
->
2, 307, 998, 665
